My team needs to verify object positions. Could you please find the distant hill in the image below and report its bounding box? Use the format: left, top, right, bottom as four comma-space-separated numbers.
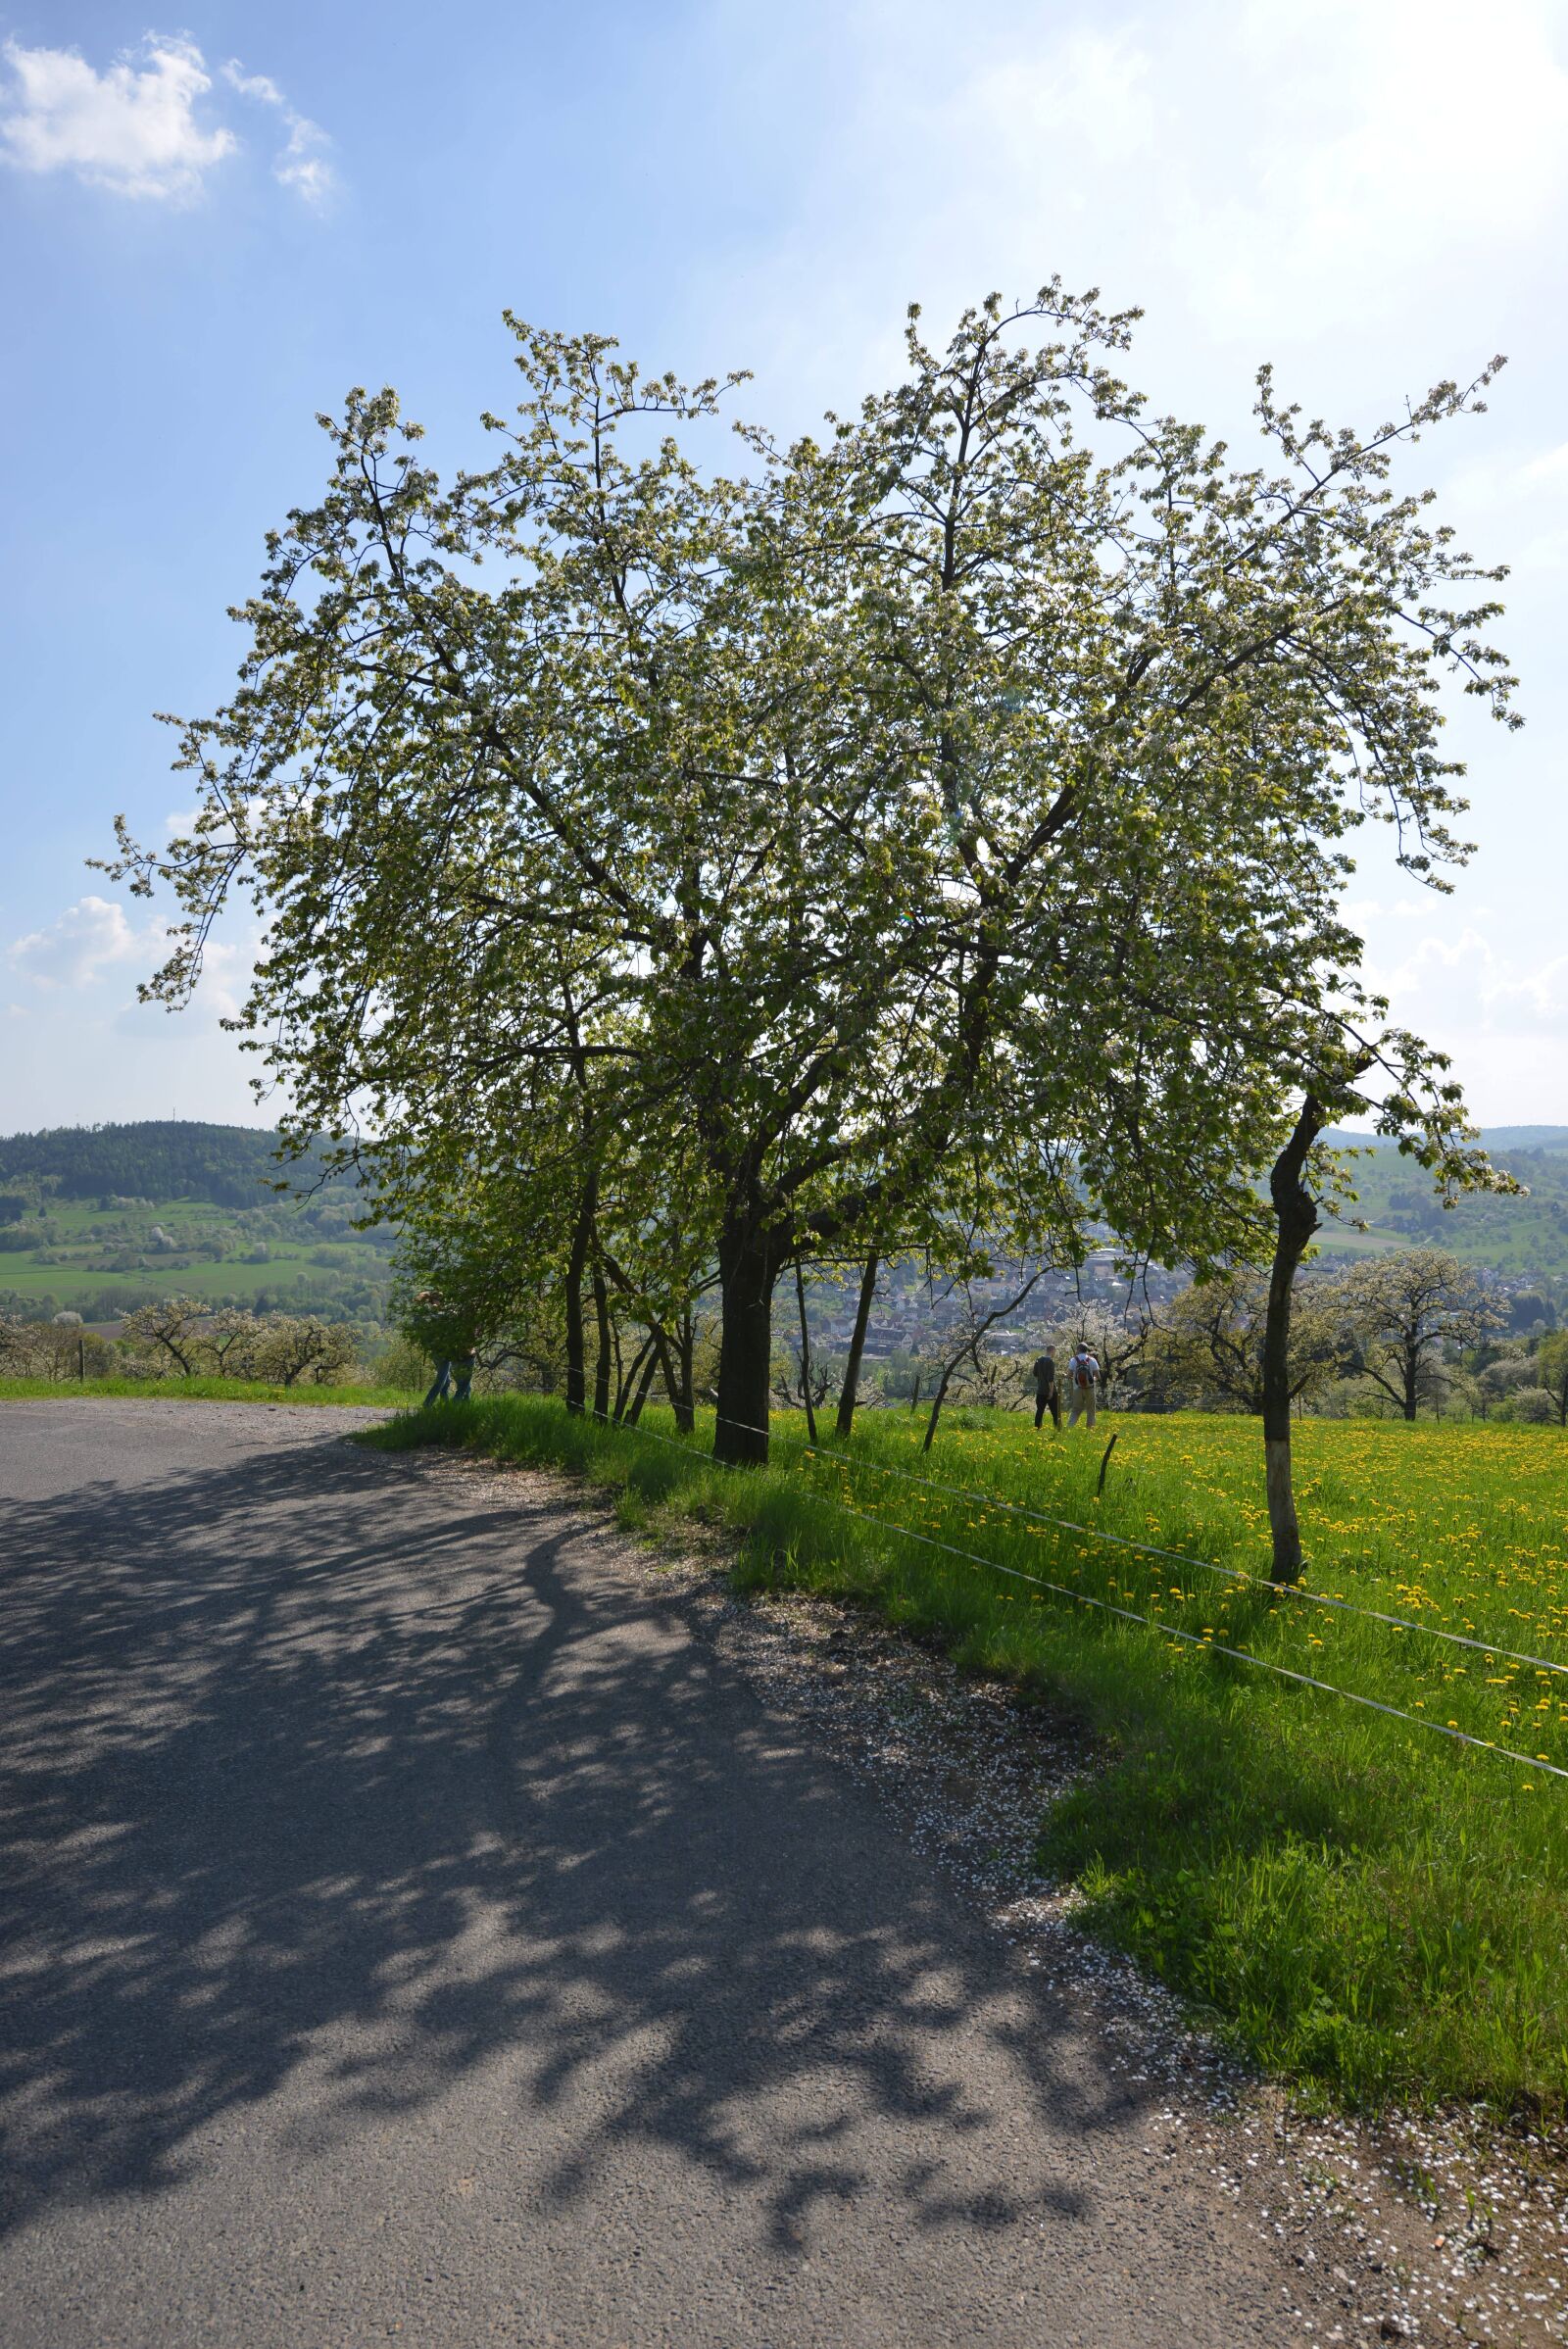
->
1, 1117, 1563, 1311
1324, 1126, 1568, 1160
0, 1121, 352, 1209
1310, 1127, 1568, 1283
0, 1122, 391, 1326
1481, 1127, 1568, 1155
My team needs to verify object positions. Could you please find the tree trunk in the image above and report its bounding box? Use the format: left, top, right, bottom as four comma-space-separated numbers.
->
653, 1320, 696, 1436
1403, 1343, 1419, 1422
678, 1309, 697, 1434
835, 1251, 879, 1440
922, 1356, 960, 1452
794, 1257, 818, 1444
1263, 1097, 1323, 1585
591, 1264, 612, 1422
625, 1342, 661, 1427
564, 1172, 597, 1415
613, 1333, 655, 1423
714, 1207, 782, 1465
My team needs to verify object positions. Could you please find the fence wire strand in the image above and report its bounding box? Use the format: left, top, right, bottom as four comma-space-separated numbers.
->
541, 1399, 1568, 1787
790, 1433, 1568, 1684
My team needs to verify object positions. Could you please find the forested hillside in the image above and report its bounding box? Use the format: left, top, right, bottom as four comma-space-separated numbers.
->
1, 1122, 1564, 1317
0, 1121, 346, 1206
0, 1122, 391, 1325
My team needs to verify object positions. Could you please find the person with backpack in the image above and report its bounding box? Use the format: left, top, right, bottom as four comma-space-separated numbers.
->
1031, 1346, 1060, 1431
1065, 1341, 1101, 1429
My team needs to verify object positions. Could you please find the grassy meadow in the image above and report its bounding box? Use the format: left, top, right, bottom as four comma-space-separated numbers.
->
365, 1396, 1568, 2120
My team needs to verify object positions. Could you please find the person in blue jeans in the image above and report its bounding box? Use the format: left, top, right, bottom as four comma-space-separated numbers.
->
418, 1287, 476, 1404
423, 1350, 474, 1405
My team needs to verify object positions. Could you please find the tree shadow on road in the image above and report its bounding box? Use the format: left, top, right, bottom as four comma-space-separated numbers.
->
0, 1428, 1164, 2257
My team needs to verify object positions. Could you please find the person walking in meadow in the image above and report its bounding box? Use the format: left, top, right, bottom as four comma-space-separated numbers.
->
1031, 1346, 1061, 1431
417, 1289, 477, 1406
1065, 1341, 1100, 1430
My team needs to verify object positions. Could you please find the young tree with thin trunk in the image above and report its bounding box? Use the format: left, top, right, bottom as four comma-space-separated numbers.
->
1255, 1034, 1514, 1582
121, 1295, 209, 1377
835, 1251, 880, 1438
920, 1261, 1054, 1452
1537, 1332, 1568, 1428
251, 1316, 356, 1388
1155, 1266, 1341, 1415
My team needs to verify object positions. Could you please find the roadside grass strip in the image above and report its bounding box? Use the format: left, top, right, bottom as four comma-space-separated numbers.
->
362, 1396, 1568, 2120
0, 1377, 414, 1405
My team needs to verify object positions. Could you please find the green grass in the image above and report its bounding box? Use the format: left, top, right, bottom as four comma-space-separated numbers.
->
0, 1376, 413, 1405
0, 1258, 347, 1303
362, 1395, 1568, 2121
0, 1191, 394, 1312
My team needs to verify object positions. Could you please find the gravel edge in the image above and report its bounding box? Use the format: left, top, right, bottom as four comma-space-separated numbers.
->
389, 1442, 1568, 2349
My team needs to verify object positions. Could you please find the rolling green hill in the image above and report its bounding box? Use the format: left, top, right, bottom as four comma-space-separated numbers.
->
1313, 1128, 1568, 1283
0, 1122, 395, 1324
3, 1117, 1565, 1326
0, 1120, 346, 1206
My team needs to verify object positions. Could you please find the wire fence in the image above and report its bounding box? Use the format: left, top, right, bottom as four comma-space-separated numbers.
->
792, 1432, 1568, 1683
452, 1395, 1568, 1786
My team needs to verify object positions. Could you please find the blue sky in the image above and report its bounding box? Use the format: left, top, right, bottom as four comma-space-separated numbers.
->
4, 0, 1567, 1131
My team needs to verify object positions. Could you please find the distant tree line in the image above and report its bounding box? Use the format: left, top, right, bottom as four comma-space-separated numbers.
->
0, 1299, 359, 1387
0, 1120, 350, 1209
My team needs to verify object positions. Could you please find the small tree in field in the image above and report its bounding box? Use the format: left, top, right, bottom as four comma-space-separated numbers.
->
205, 1307, 262, 1377
1338, 1248, 1502, 1421
0, 1317, 113, 1381
1154, 1268, 1341, 1414
917, 1257, 1056, 1450
252, 1316, 356, 1388
121, 1296, 209, 1377
1537, 1330, 1568, 1427
1255, 1053, 1513, 1582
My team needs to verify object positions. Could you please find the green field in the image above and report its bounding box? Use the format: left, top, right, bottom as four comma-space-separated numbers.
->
1313, 1130, 1568, 1277
365, 1397, 1568, 2118
0, 1191, 394, 1320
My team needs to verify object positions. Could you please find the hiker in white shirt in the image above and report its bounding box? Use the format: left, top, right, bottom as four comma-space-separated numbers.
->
1065, 1342, 1100, 1429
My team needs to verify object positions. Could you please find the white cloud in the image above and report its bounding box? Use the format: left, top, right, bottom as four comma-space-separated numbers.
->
222, 58, 335, 208
221, 67, 284, 109
0, 36, 335, 206
0, 35, 235, 200
8, 896, 164, 989
1369, 925, 1568, 1040
698, 0, 1568, 421
1344, 914, 1568, 1121
1519, 441, 1568, 488
954, 30, 1155, 182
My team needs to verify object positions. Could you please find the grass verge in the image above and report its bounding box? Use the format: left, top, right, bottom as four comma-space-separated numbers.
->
0, 1376, 414, 1406
360, 1394, 1568, 2123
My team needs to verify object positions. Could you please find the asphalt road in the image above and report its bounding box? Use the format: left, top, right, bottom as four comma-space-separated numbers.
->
1, 1400, 1306, 2347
